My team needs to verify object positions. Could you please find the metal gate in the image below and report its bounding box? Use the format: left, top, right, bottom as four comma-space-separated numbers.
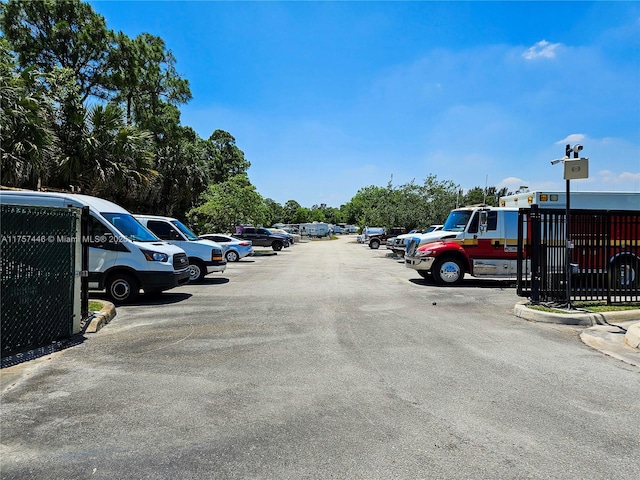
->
517, 205, 640, 304
1, 204, 85, 358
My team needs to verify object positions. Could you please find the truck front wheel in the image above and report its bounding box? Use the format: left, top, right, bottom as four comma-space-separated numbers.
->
369, 238, 381, 249
432, 257, 464, 286
272, 241, 283, 251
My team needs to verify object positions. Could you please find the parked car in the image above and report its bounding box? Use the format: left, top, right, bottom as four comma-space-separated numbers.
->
269, 228, 298, 244
426, 224, 444, 233
135, 215, 226, 282
357, 227, 385, 243
0, 190, 191, 303
388, 225, 444, 255
368, 227, 406, 249
235, 226, 290, 251
281, 227, 302, 242
199, 234, 254, 262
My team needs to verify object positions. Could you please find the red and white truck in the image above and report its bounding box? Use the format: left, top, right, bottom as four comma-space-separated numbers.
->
404, 191, 639, 285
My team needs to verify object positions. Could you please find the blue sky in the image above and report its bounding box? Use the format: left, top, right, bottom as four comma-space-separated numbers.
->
89, 1, 640, 207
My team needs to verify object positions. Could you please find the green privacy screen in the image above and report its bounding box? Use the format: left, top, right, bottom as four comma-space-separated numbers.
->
1, 204, 79, 358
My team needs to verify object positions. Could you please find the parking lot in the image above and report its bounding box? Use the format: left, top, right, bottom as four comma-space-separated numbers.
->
1, 235, 639, 479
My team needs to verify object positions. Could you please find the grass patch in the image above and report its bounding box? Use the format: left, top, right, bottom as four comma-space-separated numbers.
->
528, 301, 640, 314
89, 300, 104, 312
252, 250, 277, 256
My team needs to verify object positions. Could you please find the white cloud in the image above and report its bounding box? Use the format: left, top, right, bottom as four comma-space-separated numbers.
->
523, 40, 561, 60
497, 177, 535, 193
620, 171, 640, 182
498, 177, 526, 188
597, 170, 640, 187
556, 133, 587, 145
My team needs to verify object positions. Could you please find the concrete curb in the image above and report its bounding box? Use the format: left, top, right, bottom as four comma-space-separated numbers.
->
515, 301, 640, 366
514, 301, 640, 326
579, 321, 640, 367
85, 301, 116, 333
624, 322, 640, 349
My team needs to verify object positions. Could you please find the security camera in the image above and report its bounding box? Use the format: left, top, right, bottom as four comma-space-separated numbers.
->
550, 159, 562, 165
572, 144, 583, 153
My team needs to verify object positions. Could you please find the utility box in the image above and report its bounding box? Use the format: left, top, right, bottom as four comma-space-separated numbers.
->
563, 158, 589, 180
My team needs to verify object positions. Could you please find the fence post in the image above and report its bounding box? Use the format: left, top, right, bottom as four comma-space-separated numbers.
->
530, 205, 540, 303
81, 206, 90, 320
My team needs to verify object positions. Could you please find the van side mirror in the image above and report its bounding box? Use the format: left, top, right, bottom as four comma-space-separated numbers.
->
479, 211, 488, 233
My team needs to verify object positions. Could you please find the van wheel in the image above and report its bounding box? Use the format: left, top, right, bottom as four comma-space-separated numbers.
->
188, 259, 207, 282
272, 241, 283, 251
432, 257, 464, 286
369, 238, 380, 249
225, 250, 239, 262
106, 273, 139, 303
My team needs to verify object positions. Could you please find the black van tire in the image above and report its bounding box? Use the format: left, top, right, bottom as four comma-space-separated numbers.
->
106, 273, 139, 303
272, 241, 283, 251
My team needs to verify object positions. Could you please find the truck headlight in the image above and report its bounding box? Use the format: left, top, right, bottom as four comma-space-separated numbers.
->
141, 249, 169, 262
415, 246, 435, 258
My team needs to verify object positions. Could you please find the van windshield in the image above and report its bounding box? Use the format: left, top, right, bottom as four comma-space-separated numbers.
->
102, 213, 159, 242
171, 220, 199, 241
442, 210, 473, 232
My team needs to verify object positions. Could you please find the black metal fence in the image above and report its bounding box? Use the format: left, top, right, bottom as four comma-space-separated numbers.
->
517, 205, 640, 304
1, 204, 87, 358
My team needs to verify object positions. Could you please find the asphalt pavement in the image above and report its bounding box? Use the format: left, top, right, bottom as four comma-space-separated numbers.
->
3, 251, 638, 391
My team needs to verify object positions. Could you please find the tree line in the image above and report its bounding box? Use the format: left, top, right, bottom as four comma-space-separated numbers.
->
1, 0, 510, 234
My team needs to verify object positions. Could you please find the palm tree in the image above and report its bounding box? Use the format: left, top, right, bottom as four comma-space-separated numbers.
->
79, 103, 156, 200
0, 41, 58, 188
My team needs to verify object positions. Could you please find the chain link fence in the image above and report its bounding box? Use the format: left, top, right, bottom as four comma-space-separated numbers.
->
1, 204, 83, 358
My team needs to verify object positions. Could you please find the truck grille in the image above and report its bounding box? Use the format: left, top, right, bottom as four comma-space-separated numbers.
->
406, 238, 419, 256
392, 238, 406, 249
173, 252, 189, 270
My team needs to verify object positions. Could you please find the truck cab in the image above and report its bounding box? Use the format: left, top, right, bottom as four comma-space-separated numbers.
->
405, 206, 520, 284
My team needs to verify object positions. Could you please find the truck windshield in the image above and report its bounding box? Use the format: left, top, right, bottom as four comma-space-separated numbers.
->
102, 213, 158, 242
171, 220, 200, 241
442, 210, 473, 232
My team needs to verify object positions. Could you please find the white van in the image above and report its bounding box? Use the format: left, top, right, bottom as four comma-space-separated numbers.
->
134, 215, 226, 282
0, 190, 191, 303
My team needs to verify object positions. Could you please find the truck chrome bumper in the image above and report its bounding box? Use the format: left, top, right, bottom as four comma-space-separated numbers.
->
405, 255, 435, 271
